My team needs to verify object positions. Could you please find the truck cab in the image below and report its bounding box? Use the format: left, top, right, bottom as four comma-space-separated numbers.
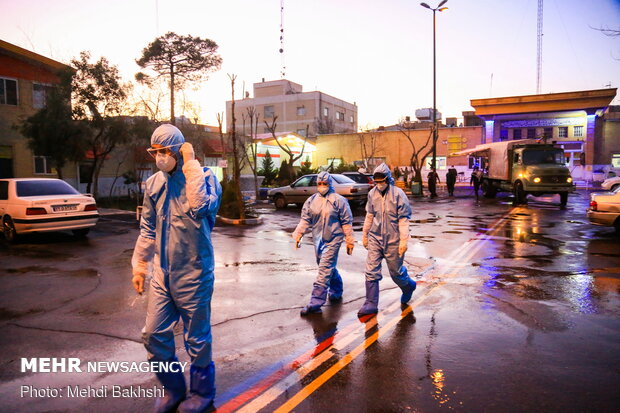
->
509, 144, 574, 206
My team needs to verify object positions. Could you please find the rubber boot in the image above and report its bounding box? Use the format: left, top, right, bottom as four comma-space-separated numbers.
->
328, 270, 343, 303
153, 358, 186, 413
357, 280, 379, 316
178, 363, 216, 413
400, 278, 417, 304
301, 284, 328, 316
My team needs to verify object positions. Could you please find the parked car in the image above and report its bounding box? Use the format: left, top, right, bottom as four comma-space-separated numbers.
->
0, 178, 99, 242
587, 185, 620, 234
342, 171, 375, 188
268, 174, 370, 209
601, 176, 620, 191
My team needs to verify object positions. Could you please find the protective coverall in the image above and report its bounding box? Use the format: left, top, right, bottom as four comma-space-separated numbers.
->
132, 124, 222, 413
359, 163, 416, 316
292, 171, 355, 316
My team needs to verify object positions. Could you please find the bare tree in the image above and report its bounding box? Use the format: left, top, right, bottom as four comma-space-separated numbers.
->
264, 116, 308, 179
228, 74, 245, 220
398, 122, 435, 186
243, 107, 260, 201
315, 117, 334, 135
216, 112, 228, 181
358, 128, 384, 172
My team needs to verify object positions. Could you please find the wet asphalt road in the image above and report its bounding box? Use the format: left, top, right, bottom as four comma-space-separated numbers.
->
0, 187, 619, 412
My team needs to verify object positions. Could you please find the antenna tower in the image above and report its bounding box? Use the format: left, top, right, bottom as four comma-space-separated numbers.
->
279, 0, 286, 78
536, 0, 543, 94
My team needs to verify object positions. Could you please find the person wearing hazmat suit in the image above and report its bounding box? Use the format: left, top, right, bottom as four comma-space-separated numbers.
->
131, 124, 222, 413
358, 163, 417, 316
292, 171, 355, 316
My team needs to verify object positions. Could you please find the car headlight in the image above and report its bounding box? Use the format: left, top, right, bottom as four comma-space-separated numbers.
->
567, 177, 572, 183
533, 177, 541, 183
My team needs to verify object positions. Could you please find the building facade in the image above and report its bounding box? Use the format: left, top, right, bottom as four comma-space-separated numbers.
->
471, 88, 618, 181
0, 39, 72, 179
315, 126, 484, 177
226, 79, 357, 138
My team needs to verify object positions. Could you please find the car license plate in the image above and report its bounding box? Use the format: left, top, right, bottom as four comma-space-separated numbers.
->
53, 205, 78, 212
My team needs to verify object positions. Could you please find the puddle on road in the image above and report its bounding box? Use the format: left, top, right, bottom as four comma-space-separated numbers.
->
0, 307, 43, 321
3, 265, 57, 274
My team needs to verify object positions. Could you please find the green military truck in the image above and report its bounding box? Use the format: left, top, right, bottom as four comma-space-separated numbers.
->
459, 139, 575, 207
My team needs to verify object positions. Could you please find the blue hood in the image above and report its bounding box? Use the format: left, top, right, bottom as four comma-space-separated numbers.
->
373, 163, 394, 185
151, 124, 185, 168
317, 171, 335, 194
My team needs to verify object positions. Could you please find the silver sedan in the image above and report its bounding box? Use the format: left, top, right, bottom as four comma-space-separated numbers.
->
268, 174, 370, 209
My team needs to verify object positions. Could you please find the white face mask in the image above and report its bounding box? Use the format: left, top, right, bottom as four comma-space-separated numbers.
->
318, 186, 329, 195
376, 182, 388, 192
156, 153, 176, 172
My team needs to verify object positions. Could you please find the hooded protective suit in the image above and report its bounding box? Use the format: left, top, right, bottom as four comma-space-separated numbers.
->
292, 171, 355, 314
359, 163, 416, 315
132, 124, 222, 412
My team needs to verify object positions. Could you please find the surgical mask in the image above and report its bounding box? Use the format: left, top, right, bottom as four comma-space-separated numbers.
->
376, 182, 388, 192
156, 153, 176, 172
318, 186, 329, 195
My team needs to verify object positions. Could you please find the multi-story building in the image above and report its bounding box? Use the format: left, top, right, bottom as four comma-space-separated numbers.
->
0, 39, 72, 179
226, 79, 357, 138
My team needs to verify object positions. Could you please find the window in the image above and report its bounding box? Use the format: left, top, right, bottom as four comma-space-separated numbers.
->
513, 129, 522, 139
296, 128, 307, 137
349, 115, 354, 123
323, 107, 329, 117
0, 77, 18, 105
543, 127, 553, 140
32, 83, 52, 109
500, 129, 508, 141
33, 156, 55, 174
513, 153, 520, 164
425, 156, 447, 170
527, 128, 536, 139
296, 106, 305, 116
327, 158, 341, 168
264, 105, 274, 118
558, 127, 568, 138
612, 153, 620, 168
336, 111, 344, 121
293, 175, 313, 187
0, 181, 8, 200
16, 179, 79, 197
573, 125, 583, 137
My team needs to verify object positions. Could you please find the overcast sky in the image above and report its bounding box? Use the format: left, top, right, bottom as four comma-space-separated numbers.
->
1, 0, 619, 129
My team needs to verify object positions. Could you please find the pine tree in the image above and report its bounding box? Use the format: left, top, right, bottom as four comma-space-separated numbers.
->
259, 150, 277, 185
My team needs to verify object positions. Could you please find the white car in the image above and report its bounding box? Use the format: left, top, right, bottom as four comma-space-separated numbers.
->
601, 176, 620, 191
0, 178, 99, 242
587, 185, 620, 234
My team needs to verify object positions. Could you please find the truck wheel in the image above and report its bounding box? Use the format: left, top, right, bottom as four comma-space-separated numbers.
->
274, 195, 287, 209
513, 182, 527, 205
612, 184, 619, 192
559, 192, 568, 209
482, 181, 497, 198
615, 218, 620, 235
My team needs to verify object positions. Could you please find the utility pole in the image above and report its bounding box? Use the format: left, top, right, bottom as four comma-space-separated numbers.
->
537, 0, 543, 94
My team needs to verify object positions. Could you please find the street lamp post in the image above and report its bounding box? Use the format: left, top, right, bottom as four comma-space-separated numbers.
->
420, 0, 448, 171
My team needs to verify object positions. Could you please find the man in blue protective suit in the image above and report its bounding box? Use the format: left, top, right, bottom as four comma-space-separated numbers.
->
358, 163, 417, 316
292, 171, 356, 316
131, 124, 222, 413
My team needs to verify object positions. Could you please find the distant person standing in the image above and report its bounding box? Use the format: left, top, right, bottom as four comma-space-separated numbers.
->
470, 166, 482, 199
446, 166, 457, 197
427, 168, 440, 198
